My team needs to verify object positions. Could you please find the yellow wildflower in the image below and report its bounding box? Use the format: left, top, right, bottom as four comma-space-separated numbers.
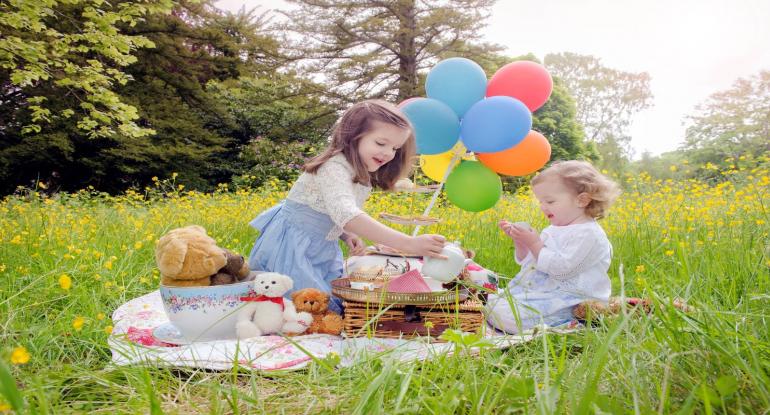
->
104, 325, 113, 335
59, 274, 72, 290
11, 346, 30, 365
72, 316, 85, 331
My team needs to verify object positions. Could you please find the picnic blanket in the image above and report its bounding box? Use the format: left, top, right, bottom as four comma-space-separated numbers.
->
108, 290, 581, 371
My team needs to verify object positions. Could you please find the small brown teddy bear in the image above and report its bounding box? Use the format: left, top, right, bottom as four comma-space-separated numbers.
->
209, 249, 252, 285
156, 225, 227, 287
290, 288, 343, 335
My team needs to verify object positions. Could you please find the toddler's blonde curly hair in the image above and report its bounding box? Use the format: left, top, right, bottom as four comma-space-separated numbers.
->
531, 160, 621, 219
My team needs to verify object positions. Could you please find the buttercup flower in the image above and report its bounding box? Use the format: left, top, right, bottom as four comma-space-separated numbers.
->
59, 274, 72, 290
11, 346, 30, 365
72, 316, 85, 331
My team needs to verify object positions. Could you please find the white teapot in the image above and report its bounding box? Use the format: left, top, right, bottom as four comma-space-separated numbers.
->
421, 242, 472, 282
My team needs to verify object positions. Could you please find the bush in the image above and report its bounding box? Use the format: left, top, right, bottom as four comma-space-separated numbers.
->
232, 137, 321, 189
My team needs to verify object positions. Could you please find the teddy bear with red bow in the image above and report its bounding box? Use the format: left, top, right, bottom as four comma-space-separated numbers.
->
235, 272, 313, 339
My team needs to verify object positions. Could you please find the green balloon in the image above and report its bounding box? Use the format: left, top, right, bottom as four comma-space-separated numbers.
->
445, 160, 502, 212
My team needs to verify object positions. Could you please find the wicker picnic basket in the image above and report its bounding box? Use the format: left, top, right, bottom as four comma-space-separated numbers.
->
342, 299, 484, 340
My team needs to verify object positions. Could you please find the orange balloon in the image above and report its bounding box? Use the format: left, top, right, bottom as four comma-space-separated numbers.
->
477, 131, 551, 176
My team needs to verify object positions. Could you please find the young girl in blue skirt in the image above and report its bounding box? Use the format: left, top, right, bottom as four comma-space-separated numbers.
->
248, 100, 447, 313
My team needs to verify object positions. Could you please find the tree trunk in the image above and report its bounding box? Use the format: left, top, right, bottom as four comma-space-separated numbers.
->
395, 0, 417, 101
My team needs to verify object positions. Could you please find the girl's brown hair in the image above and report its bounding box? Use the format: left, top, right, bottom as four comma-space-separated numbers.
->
304, 100, 416, 190
531, 160, 621, 219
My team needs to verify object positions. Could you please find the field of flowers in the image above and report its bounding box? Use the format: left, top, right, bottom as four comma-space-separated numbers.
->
1, 157, 769, 413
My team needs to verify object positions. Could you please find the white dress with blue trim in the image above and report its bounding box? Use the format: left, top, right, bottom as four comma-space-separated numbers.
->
485, 221, 612, 333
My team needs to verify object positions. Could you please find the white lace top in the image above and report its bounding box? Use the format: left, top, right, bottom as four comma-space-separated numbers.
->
287, 153, 372, 240
516, 220, 612, 299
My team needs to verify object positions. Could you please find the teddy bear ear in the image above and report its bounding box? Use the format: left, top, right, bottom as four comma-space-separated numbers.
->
188, 225, 208, 235
156, 239, 188, 278
290, 291, 301, 300
281, 275, 293, 291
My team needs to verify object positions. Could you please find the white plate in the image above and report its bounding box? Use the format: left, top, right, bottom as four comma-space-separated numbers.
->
152, 322, 189, 345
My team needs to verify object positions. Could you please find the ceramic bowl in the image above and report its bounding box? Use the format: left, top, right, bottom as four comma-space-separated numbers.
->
159, 280, 255, 342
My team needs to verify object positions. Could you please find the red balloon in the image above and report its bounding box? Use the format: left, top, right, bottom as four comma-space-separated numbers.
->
486, 61, 553, 112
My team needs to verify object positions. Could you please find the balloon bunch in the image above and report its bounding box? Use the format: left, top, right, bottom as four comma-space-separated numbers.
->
400, 58, 554, 212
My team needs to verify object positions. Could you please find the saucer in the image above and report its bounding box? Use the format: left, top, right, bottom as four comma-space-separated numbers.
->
152, 322, 189, 345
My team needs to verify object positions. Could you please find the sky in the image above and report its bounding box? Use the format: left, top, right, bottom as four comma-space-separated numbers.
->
216, 0, 770, 157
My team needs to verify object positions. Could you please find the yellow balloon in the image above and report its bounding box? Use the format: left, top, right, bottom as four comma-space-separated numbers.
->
419, 144, 475, 182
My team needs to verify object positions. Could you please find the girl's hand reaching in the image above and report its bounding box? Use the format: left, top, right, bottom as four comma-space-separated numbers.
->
408, 234, 447, 259
344, 234, 367, 256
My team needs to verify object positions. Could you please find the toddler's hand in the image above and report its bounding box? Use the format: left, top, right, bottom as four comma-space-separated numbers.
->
408, 234, 447, 259
498, 220, 515, 239
508, 224, 539, 247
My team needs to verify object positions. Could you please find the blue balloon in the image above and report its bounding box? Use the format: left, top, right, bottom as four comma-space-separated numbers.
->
402, 98, 460, 155
426, 58, 488, 118
460, 96, 532, 153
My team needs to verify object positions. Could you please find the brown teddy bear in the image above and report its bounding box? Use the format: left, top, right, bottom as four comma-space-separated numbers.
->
209, 250, 252, 285
290, 288, 343, 335
156, 225, 226, 287
156, 225, 252, 287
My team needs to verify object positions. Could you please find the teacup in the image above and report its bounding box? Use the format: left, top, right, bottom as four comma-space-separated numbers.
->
159, 279, 256, 342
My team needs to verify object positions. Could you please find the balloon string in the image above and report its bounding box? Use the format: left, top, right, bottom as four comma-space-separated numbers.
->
412, 150, 463, 237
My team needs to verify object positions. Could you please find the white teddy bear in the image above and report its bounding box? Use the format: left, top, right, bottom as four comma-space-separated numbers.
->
235, 272, 313, 339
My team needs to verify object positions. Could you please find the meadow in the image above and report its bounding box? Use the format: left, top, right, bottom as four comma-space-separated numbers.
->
1, 157, 769, 414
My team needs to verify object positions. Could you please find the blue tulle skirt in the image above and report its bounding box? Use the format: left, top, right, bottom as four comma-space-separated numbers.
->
248, 200, 344, 314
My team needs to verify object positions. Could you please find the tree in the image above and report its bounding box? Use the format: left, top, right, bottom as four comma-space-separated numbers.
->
279, 0, 502, 102
683, 70, 770, 159
544, 52, 653, 167
0, 0, 174, 138
0, 2, 294, 193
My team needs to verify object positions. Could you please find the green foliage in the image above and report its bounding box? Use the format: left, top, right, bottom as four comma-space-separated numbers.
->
0, 360, 25, 412
0, 1, 295, 194
280, 0, 502, 101
231, 138, 319, 189
206, 75, 337, 188
0, 0, 174, 138
208, 76, 337, 146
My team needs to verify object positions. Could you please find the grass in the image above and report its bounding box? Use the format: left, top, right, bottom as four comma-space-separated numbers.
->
1, 160, 769, 414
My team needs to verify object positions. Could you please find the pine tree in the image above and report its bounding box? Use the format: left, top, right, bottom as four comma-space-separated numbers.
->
280, 0, 501, 102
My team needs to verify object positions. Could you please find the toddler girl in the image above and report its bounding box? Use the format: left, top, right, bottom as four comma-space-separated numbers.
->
486, 160, 620, 333
248, 100, 446, 313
